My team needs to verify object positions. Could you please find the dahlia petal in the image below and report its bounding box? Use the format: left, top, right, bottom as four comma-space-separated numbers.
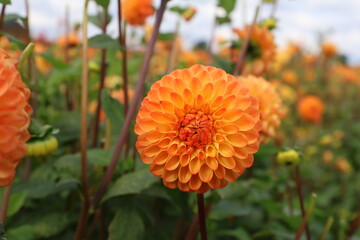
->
180, 154, 190, 166
234, 147, 249, 159
205, 156, 218, 170
218, 155, 236, 169
143, 145, 161, 158
179, 166, 192, 183
203, 83, 214, 101
226, 133, 247, 147
210, 96, 223, 111
222, 109, 244, 122
189, 156, 202, 174
224, 169, 241, 182
218, 142, 235, 158
151, 111, 176, 123
233, 114, 256, 131
205, 145, 216, 157
214, 164, 225, 179
189, 77, 202, 96
178, 182, 191, 191
137, 118, 158, 132
144, 131, 167, 143
189, 174, 202, 191
156, 124, 173, 133
165, 155, 180, 171
163, 179, 178, 189
163, 169, 179, 182
160, 100, 174, 113
154, 151, 169, 165
183, 88, 194, 106
243, 154, 254, 168
150, 164, 164, 177
199, 165, 213, 183
221, 124, 239, 134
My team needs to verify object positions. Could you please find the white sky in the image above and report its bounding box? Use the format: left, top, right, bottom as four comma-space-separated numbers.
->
5, 0, 360, 64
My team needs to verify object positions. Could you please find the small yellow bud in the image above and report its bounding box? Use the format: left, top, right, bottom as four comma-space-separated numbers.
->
277, 149, 300, 166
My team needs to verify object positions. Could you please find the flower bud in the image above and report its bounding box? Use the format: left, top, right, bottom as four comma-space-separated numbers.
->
277, 149, 300, 166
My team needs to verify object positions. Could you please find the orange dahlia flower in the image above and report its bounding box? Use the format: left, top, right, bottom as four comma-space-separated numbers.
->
322, 42, 337, 58
297, 95, 325, 124
0, 51, 31, 187
233, 25, 276, 76
239, 75, 285, 142
122, 0, 154, 26
135, 65, 262, 193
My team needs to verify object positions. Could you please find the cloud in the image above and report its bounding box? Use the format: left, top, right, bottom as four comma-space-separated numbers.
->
3, 0, 360, 64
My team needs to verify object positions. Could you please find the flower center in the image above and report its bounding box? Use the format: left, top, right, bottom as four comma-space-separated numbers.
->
178, 110, 215, 149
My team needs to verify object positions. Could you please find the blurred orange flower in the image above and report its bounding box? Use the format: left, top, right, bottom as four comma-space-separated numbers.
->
282, 70, 298, 85
57, 32, 80, 48
135, 65, 262, 193
234, 25, 276, 76
240, 75, 285, 142
335, 157, 351, 173
0, 51, 31, 187
297, 95, 325, 124
123, 0, 154, 26
322, 42, 337, 58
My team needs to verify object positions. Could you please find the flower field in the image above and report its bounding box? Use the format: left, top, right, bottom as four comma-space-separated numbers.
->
0, 0, 359, 239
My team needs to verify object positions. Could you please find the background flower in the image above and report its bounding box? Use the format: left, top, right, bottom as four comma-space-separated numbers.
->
297, 95, 325, 124
122, 0, 154, 26
135, 65, 262, 193
240, 75, 285, 142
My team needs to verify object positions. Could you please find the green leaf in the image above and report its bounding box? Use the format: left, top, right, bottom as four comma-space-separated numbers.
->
7, 191, 27, 217
32, 213, 69, 238
216, 16, 231, 25
89, 11, 112, 29
103, 168, 159, 202
209, 200, 251, 220
28, 119, 56, 141
0, 223, 7, 240
88, 149, 111, 166
218, 0, 236, 14
0, 0, 11, 4
13, 181, 77, 199
216, 228, 251, 240
157, 33, 174, 42
6, 226, 34, 240
52, 112, 81, 144
39, 53, 68, 70
88, 34, 121, 49
169, 6, 186, 15
109, 203, 144, 240
95, 0, 110, 8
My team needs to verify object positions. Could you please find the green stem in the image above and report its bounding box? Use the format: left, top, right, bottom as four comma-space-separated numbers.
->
74, 0, 90, 239
294, 193, 317, 240
320, 216, 334, 240
18, 42, 35, 71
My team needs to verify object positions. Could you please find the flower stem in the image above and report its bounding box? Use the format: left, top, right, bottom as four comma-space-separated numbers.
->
197, 194, 208, 240
91, 0, 169, 208
0, 4, 6, 33
294, 193, 317, 240
294, 166, 311, 240
0, 185, 12, 224
118, 0, 129, 115
166, 17, 181, 73
233, 5, 260, 76
320, 216, 334, 240
74, 0, 90, 239
91, 7, 109, 148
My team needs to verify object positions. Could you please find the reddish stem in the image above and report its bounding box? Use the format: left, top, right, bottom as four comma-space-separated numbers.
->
91, 0, 169, 208
197, 194, 208, 240
118, 0, 129, 115
0, 4, 6, 33
92, 9, 109, 148
233, 5, 260, 76
0, 185, 12, 224
295, 166, 311, 240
